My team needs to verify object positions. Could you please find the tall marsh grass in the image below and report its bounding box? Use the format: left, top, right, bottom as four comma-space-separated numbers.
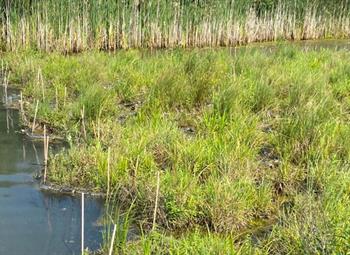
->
3, 45, 350, 253
1, 0, 350, 52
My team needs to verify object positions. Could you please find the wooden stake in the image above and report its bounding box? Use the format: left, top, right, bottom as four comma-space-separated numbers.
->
43, 125, 49, 184
107, 147, 111, 199
152, 171, 160, 231
32, 100, 39, 135
20, 92, 24, 118
4, 71, 9, 105
81, 106, 87, 140
38, 68, 45, 101
81, 192, 85, 255
108, 224, 117, 255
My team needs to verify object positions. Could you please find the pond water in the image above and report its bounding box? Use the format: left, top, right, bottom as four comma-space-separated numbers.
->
0, 88, 104, 255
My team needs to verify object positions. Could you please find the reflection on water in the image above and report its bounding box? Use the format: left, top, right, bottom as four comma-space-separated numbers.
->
0, 88, 103, 255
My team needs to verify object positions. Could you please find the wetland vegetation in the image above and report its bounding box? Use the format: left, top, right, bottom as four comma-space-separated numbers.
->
2, 43, 350, 254
1, 0, 350, 52
2, 0, 350, 254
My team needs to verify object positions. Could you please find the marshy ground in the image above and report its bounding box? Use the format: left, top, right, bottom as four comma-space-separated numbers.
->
2, 42, 350, 254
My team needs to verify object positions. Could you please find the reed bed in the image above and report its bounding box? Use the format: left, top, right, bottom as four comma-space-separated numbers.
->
1, 0, 350, 52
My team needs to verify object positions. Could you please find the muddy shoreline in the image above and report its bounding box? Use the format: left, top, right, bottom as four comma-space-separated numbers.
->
2, 86, 104, 198
40, 182, 105, 198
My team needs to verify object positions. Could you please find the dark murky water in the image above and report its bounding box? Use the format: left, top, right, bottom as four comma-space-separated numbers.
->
0, 89, 104, 255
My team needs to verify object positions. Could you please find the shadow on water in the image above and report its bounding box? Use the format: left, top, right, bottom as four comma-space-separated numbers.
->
0, 88, 104, 255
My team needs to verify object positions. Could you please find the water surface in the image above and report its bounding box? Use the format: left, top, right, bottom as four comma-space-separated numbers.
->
0, 88, 103, 255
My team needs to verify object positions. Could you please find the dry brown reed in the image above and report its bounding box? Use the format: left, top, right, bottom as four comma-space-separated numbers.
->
1, 2, 349, 52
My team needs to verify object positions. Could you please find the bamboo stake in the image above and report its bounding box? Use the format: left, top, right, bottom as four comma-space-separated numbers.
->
38, 68, 45, 101
152, 171, 160, 231
22, 144, 26, 161
20, 91, 24, 118
107, 147, 111, 199
81, 192, 85, 255
81, 106, 87, 140
43, 125, 49, 184
108, 224, 117, 255
4, 71, 9, 105
32, 100, 39, 135
6, 109, 9, 133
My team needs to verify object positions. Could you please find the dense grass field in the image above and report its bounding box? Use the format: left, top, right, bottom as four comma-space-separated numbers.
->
2, 44, 350, 253
1, 0, 350, 51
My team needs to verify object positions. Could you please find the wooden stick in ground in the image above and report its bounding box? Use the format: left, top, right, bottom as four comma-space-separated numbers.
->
32, 100, 39, 135
152, 171, 160, 231
43, 125, 49, 184
4, 71, 9, 105
107, 147, 111, 199
43, 125, 46, 181
20, 92, 24, 119
108, 224, 117, 255
81, 192, 85, 255
81, 106, 87, 140
38, 68, 45, 101
6, 109, 9, 133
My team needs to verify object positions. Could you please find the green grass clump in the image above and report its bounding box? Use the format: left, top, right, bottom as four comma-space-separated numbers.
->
3, 44, 350, 253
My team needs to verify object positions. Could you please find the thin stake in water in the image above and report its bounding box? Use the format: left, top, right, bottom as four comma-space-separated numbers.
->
43, 125, 49, 184
20, 92, 24, 119
107, 147, 111, 199
32, 100, 39, 135
81, 192, 85, 255
4, 71, 9, 105
108, 224, 117, 255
